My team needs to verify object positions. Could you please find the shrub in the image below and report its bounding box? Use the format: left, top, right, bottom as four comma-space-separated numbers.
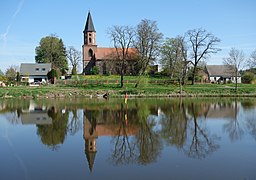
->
92, 66, 99, 75
242, 72, 255, 84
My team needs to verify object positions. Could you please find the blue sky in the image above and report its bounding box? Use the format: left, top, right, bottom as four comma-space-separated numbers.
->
1, 0, 256, 72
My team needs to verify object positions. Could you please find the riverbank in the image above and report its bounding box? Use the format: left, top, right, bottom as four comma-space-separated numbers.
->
1, 83, 256, 99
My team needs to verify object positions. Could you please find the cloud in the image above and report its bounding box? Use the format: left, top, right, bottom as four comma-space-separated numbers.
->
13, 0, 25, 18
0, 24, 11, 41
0, 0, 25, 42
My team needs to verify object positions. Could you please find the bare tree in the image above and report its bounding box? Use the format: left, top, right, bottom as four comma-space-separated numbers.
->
223, 48, 245, 92
186, 28, 221, 85
135, 19, 163, 75
67, 46, 81, 75
247, 49, 256, 69
108, 25, 136, 88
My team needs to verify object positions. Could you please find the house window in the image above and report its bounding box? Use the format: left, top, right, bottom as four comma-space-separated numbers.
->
36, 68, 39, 72
42, 68, 46, 71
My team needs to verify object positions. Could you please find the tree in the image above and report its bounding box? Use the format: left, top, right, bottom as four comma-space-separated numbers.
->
186, 28, 221, 85
160, 36, 188, 91
67, 46, 81, 75
0, 69, 5, 82
135, 19, 163, 75
0, 69, 4, 76
242, 72, 255, 84
247, 49, 256, 69
223, 48, 245, 92
5, 65, 18, 83
108, 26, 136, 88
35, 35, 68, 75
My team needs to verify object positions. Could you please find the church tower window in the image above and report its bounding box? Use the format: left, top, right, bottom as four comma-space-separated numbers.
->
88, 49, 93, 57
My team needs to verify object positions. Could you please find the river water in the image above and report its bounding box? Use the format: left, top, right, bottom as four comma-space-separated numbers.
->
0, 98, 255, 180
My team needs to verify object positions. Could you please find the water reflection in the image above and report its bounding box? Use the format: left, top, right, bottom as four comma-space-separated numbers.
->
20, 101, 52, 125
0, 98, 256, 175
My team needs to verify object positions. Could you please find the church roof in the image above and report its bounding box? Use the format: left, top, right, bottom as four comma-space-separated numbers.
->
85, 149, 97, 173
84, 11, 96, 32
95, 47, 138, 60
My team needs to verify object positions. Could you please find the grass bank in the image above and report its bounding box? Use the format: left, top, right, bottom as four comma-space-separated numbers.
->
1, 78, 256, 99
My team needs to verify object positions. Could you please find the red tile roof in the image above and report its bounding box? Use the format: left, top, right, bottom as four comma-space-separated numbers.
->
96, 47, 138, 60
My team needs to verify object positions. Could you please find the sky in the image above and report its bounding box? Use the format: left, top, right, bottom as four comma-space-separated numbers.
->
1, 0, 256, 73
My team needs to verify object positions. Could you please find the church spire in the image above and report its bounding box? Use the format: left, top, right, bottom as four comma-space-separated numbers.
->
84, 11, 96, 32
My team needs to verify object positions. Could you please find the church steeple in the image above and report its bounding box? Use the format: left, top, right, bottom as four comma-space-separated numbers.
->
83, 11, 96, 46
82, 11, 98, 74
84, 11, 96, 33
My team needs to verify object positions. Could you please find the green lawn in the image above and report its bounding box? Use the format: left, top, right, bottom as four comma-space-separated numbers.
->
1, 75, 256, 98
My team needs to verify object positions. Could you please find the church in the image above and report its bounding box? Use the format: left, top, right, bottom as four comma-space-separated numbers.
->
82, 12, 139, 75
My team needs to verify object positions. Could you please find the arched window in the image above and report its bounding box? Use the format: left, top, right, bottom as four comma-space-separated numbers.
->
88, 49, 93, 57
89, 38, 92, 43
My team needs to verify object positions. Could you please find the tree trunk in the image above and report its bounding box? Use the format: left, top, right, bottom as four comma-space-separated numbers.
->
120, 59, 125, 88
120, 72, 124, 88
191, 67, 196, 85
235, 73, 238, 93
179, 79, 182, 95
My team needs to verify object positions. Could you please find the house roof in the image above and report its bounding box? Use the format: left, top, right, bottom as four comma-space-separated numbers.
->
95, 47, 138, 60
84, 11, 96, 32
206, 65, 240, 77
20, 63, 52, 76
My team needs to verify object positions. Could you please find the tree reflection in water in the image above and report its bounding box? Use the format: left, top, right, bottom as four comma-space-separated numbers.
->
37, 106, 69, 151
242, 101, 256, 141
160, 99, 188, 149
133, 101, 162, 165
160, 99, 220, 159
67, 108, 83, 136
111, 101, 162, 165
111, 103, 136, 165
185, 102, 220, 159
223, 101, 245, 142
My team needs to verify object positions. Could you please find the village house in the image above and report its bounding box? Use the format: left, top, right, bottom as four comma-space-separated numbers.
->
205, 65, 241, 84
20, 63, 52, 84
82, 12, 138, 75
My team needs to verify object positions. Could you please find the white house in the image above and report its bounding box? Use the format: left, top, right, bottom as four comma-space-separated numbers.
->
20, 63, 52, 84
205, 65, 241, 84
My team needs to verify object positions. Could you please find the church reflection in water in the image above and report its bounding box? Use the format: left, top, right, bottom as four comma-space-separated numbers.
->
83, 106, 140, 172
